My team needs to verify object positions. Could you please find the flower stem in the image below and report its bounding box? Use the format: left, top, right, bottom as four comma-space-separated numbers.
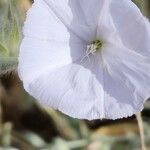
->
0, 83, 3, 126
136, 112, 147, 150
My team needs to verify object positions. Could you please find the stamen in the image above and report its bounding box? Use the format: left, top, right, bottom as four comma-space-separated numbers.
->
80, 40, 102, 63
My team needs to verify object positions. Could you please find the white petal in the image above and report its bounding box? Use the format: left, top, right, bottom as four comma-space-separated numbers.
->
96, 0, 123, 46
43, 0, 104, 42
19, 0, 86, 83
24, 0, 69, 41
110, 0, 150, 57
101, 43, 150, 119
18, 37, 86, 83
24, 62, 105, 120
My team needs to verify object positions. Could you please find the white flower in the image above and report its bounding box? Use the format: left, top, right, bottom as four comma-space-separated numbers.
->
18, 0, 150, 120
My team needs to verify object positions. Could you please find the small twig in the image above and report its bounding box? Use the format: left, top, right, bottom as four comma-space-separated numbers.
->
136, 112, 147, 150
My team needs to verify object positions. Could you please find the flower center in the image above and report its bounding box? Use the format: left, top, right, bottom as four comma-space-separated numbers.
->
87, 40, 102, 55
80, 40, 102, 63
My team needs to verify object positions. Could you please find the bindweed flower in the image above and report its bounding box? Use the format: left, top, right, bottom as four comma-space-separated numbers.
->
18, 0, 150, 120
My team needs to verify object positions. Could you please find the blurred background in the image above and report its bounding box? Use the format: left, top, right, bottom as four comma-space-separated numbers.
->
0, 0, 150, 150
